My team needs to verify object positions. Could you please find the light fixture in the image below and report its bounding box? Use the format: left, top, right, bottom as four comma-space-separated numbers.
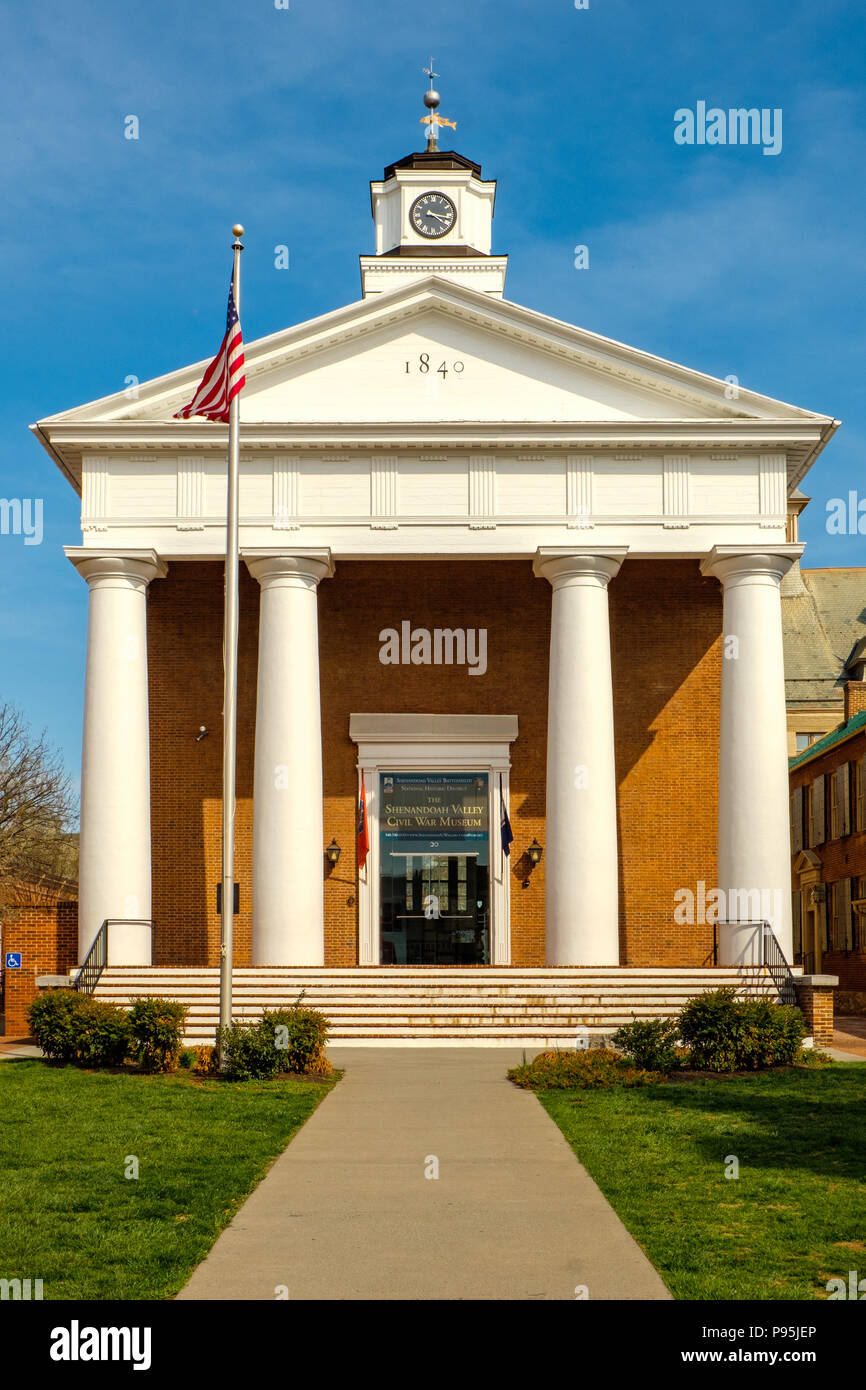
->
325, 838, 341, 866
195, 725, 209, 742
522, 839, 544, 888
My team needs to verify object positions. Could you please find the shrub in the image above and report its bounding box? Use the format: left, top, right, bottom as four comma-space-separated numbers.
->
215, 1006, 330, 1081
260, 1006, 330, 1075
191, 1045, 219, 1077
28, 990, 130, 1067
71, 997, 131, 1067
612, 1017, 681, 1071
678, 987, 806, 1071
178, 1049, 197, 1070
127, 997, 188, 1073
305, 1051, 334, 1078
28, 989, 90, 1063
507, 1048, 657, 1091
215, 1020, 281, 1081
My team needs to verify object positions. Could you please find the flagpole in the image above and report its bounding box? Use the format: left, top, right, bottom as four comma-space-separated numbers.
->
218, 223, 244, 1065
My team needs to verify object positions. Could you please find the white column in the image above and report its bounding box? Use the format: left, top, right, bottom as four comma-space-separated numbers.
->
245, 551, 334, 965
67, 548, 166, 966
533, 548, 627, 965
700, 546, 802, 964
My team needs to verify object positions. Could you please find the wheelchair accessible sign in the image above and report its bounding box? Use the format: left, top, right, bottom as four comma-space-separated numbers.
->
4, 952, 22, 969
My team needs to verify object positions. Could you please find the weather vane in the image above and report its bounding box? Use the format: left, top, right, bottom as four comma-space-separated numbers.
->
420, 57, 456, 151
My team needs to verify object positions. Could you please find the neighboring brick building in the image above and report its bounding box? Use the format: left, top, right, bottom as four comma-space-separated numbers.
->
30, 119, 840, 993
782, 551, 866, 756
790, 681, 866, 993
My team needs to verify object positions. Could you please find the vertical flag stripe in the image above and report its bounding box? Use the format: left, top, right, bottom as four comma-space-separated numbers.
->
175, 283, 245, 424
500, 773, 514, 857
357, 771, 370, 869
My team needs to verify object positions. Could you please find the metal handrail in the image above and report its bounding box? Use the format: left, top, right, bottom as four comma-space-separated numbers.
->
712, 919, 798, 1006
761, 921, 798, 1006
74, 919, 152, 995
74, 919, 109, 994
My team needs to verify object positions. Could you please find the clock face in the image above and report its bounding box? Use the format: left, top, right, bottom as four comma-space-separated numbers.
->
410, 191, 456, 239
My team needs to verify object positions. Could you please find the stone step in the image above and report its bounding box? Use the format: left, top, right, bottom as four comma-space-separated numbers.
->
179, 1024, 617, 1041
101, 996, 773, 1014
98, 967, 773, 979
93, 964, 781, 1045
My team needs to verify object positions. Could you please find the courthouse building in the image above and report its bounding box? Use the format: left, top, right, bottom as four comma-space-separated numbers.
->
31, 118, 840, 1000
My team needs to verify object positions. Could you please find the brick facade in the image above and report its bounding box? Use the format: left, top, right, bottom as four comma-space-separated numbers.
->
147, 556, 722, 967
794, 980, 836, 1047
0, 903, 78, 1037
845, 681, 866, 720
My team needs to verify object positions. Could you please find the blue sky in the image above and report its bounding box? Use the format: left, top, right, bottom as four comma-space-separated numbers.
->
2, 0, 865, 784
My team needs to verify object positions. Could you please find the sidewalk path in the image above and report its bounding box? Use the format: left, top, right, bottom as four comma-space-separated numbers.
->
0, 1037, 42, 1060
178, 1048, 670, 1301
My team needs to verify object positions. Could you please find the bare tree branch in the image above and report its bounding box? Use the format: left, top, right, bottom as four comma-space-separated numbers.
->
0, 702, 78, 894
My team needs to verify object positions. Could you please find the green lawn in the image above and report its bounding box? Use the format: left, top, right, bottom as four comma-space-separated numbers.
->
0, 1060, 336, 1300
539, 1063, 866, 1300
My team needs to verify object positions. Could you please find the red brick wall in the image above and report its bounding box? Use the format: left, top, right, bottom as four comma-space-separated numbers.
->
795, 982, 835, 1046
611, 561, 721, 965
1, 904, 78, 1036
319, 561, 550, 965
844, 682, 866, 720
147, 562, 258, 967
146, 558, 722, 967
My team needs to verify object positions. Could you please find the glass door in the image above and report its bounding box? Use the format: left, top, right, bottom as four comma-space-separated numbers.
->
378, 772, 490, 965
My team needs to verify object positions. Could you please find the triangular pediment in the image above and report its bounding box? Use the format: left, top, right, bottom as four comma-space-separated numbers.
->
793, 849, 822, 875
36, 275, 831, 431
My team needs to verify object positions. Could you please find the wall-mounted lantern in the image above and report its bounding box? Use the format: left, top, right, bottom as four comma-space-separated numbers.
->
522, 839, 543, 889
325, 838, 342, 867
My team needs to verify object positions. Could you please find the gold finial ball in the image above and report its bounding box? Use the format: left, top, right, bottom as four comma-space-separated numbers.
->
232, 224, 245, 237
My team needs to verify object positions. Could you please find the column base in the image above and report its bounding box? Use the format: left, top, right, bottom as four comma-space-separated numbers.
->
105, 921, 152, 967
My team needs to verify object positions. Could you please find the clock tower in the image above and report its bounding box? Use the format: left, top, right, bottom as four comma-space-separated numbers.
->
360, 68, 508, 298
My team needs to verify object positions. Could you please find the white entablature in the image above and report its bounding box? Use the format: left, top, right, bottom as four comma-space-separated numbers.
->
33, 275, 837, 561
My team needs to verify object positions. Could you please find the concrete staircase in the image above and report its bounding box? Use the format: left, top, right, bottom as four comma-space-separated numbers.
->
93, 966, 783, 1047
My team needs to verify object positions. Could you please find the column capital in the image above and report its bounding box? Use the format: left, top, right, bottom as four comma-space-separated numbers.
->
699, 544, 804, 586
243, 549, 334, 590
64, 547, 168, 590
533, 547, 627, 589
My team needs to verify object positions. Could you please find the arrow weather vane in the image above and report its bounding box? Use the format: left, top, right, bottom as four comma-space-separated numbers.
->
420, 57, 456, 151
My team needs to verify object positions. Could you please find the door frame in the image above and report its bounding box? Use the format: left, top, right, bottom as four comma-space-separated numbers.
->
349, 714, 518, 966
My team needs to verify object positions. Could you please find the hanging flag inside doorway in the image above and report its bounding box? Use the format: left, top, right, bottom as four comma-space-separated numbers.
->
500, 774, 514, 857
357, 772, 370, 869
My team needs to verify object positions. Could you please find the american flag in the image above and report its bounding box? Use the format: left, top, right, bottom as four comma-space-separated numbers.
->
174, 283, 245, 423
500, 774, 514, 857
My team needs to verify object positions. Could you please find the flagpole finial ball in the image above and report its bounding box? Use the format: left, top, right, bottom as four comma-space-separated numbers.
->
232, 224, 245, 238
423, 89, 440, 109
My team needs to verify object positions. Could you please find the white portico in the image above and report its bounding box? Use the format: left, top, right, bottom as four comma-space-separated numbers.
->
34, 111, 838, 976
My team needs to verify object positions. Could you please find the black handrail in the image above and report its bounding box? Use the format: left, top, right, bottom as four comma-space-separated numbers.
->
74, 919, 109, 994
74, 919, 152, 995
712, 919, 798, 1006
761, 921, 798, 1007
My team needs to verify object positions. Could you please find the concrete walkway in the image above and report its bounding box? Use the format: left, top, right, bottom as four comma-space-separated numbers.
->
0, 1037, 43, 1060
178, 1048, 670, 1301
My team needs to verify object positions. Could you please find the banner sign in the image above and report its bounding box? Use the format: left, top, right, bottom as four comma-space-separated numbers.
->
380, 772, 488, 841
